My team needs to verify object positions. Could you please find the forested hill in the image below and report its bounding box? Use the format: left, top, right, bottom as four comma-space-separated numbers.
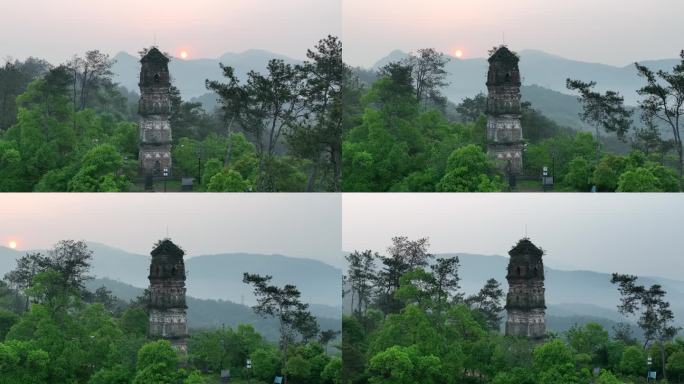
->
369, 49, 680, 106
111, 49, 301, 100
448, 252, 684, 325
0, 243, 342, 308
84, 278, 340, 342
342, 252, 684, 331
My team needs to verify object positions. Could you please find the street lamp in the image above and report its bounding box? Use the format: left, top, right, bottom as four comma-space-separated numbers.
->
162, 168, 169, 192
647, 356, 654, 382
196, 146, 204, 184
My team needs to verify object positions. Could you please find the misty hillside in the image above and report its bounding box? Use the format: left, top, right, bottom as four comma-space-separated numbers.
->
452, 252, 684, 322
84, 278, 340, 342
371, 49, 680, 106
343, 252, 684, 334
111, 49, 301, 101
0, 243, 342, 308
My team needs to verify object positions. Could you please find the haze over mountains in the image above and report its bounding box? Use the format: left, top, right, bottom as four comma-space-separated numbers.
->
0, 242, 342, 340
111, 50, 301, 104
342, 252, 684, 335
109, 48, 679, 135
371, 49, 679, 107
0, 242, 342, 309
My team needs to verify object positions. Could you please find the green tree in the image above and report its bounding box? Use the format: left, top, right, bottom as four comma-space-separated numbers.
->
592, 154, 627, 191
88, 363, 131, 384
667, 350, 684, 383
566, 78, 632, 163
0, 340, 50, 383
243, 273, 319, 352
617, 167, 662, 192
367, 345, 443, 384
563, 156, 593, 191
251, 346, 281, 381
595, 369, 621, 384
321, 356, 341, 384
466, 278, 504, 331
456, 93, 487, 122
437, 144, 503, 192
635, 51, 684, 185
207, 169, 250, 192
207, 59, 306, 191
619, 345, 646, 377
533, 339, 578, 384
612, 273, 679, 380
133, 340, 180, 384
492, 367, 537, 384
403, 48, 450, 108
68, 144, 128, 191
120, 307, 148, 337
286, 36, 346, 191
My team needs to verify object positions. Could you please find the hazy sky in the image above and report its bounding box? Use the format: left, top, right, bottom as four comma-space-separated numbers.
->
343, 194, 684, 280
343, 0, 684, 67
0, 0, 341, 63
0, 194, 342, 266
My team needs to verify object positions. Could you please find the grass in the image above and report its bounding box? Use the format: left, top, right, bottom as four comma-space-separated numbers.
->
514, 179, 545, 192
199, 374, 269, 384
129, 179, 191, 192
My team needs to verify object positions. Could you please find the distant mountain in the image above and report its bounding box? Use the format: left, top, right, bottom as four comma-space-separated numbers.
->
342, 252, 684, 332
370, 49, 680, 107
0, 243, 342, 308
452, 252, 684, 323
111, 49, 302, 101
520, 85, 588, 130
0, 246, 22, 276
86, 278, 340, 342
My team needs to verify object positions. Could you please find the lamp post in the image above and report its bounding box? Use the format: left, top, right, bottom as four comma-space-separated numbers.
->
162, 168, 169, 192
246, 358, 252, 384
196, 146, 203, 185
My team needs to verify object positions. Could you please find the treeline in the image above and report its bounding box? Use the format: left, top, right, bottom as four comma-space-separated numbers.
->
0, 240, 341, 383
342, 236, 683, 384
342, 47, 684, 191
0, 35, 347, 191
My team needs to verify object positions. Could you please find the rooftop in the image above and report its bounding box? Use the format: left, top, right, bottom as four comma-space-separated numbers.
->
151, 238, 185, 258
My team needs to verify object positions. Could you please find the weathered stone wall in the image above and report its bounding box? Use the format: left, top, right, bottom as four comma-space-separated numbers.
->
147, 240, 188, 351
486, 47, 524, 174
505, 239, 546, 340
138, 48, 173, 176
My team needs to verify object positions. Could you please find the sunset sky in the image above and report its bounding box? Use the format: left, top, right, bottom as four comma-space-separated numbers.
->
343, 0, 684, 67
344, 194, 684, 280
0, 194, 342, 266
0, 0, 341, 63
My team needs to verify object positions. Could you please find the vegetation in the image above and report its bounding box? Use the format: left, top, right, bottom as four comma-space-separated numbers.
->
342, 47, 684, 191
0, 37, 345, 191
343, 236, 683, 383
0, 241, 340, 383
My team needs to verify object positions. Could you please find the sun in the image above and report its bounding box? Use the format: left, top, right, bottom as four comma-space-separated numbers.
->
454, 49, 464, 59
180, 50, 189, 60
8, 240, 17, 249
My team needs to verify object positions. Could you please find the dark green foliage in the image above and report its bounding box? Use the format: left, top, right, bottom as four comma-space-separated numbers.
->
343, 237, 682, 384
243, 273, 320, 353
342, 57, 497, 192
0, 241, 336, 383
635, 51, 684, 184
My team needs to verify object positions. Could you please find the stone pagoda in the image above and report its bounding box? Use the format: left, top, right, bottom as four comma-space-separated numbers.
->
504, 238, 546, 340
138, 47, 172, 177
148, 239, 188, 352
486, 45, 524, 175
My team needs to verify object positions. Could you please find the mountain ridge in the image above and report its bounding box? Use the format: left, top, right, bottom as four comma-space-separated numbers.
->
0, 243, 342, 308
